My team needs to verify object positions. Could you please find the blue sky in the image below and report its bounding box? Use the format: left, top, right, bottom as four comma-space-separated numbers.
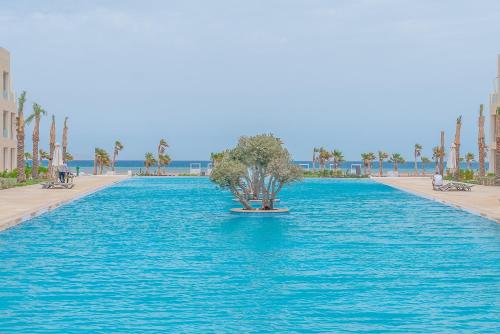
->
1, 0, 499, 160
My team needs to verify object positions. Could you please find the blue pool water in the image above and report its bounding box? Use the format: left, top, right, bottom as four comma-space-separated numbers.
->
0, 178, 499, 332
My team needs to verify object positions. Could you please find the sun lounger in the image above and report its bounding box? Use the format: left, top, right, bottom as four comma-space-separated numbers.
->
434, 182, 473, 192
42, 181, 75, 189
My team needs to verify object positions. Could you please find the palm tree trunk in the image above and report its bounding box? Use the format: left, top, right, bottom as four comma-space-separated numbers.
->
414, 152, 418, 176
112, 151, 117, 172
16, 105, 26, 183
32, 117, 40, 179
93, 151, 98, 175
478, 105, 486, 177
439, 131, 445, 175
422, 162, 425, 176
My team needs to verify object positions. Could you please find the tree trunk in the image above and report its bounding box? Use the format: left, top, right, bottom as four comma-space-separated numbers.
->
439, 131, 445, 175
378, 159, 383, 176
414, 152, 418, 176
112, 151, 117, 172
32, 121, 40, 179
496, 112, 500, 184
478, 105, 486, 177
455, 122, 461, 180
16, 114, 26, 183
93, 151, 98, 175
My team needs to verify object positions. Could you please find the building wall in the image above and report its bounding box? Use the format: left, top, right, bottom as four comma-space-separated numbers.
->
0, 47, 17, 173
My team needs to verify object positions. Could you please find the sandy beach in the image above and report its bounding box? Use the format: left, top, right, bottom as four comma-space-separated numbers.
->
0, 175, 128, 232
373, 177, 500, 223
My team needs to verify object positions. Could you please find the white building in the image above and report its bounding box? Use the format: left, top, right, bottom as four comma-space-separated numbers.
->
489, 55, 500, 174
0, 47, 17, 172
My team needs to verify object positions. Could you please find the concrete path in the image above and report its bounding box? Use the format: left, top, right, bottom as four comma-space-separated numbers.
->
373, 177, 500, 223
0, 175, 128, 232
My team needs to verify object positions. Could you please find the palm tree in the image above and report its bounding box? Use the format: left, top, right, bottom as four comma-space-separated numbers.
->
496, 107, 500, 181
311, 147, 319, 173
465, 152, 474, 170
454, 115, 462, 179
62, 117, 68, 163
439, 131, 445, 175
158, 153, 171, 174
361, 152, 375, 175
111, 140, 124, 172
377, 151, 389, 176
39, 149, 49, 167
432, 146, 440, 172
144, 152, 156, 175
389, 153, 405, 172
478, 104, 486, 177
317, 147, 332, 171
157, 138, 169, 175
26, 103, 47, 178
65, 152, 74, 162
24, 152, 32, 161
48, 115, 56, 179
16, 91, 27, 183
332, 150, 344, 173
94, 148, 110, 175
93, 148, 98, 175
421, 157, 430, 176
414, 143, 422, 176
361, 153, 369, 175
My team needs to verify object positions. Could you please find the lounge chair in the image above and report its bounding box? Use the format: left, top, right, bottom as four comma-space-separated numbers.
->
434, 181, 473, 192
42, 181, 75, 189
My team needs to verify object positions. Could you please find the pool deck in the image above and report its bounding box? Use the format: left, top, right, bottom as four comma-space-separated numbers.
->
372, 177, 500, 223
0, 175, 128, 232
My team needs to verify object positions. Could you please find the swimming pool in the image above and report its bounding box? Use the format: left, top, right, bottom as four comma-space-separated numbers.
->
0, 178, 498, 332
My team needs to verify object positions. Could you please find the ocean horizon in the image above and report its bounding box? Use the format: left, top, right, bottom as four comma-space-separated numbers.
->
30, 160, 489, 175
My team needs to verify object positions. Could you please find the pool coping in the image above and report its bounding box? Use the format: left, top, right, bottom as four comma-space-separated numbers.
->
0, 177, 127, 232
372, 178, 499, 223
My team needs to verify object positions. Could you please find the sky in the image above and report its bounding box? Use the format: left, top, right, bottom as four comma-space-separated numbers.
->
1, 0, 499, 160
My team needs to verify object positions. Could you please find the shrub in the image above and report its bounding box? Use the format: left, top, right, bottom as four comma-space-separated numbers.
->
0, 178, 17, 189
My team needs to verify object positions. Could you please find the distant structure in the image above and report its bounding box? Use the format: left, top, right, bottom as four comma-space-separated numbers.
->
489, 55, 500, 174
0, 47, 17, 172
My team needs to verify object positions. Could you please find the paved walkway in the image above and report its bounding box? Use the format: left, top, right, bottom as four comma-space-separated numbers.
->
0, 175, 128, 232
373, 177, 500, 223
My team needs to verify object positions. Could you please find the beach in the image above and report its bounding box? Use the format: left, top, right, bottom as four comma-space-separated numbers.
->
0, 175, 128, 232
373, 177, 500, 223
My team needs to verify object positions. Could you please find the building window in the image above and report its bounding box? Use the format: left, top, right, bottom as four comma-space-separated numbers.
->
2, 72, 8, 98
11, 112, 15, 139
2, 110, 7, 138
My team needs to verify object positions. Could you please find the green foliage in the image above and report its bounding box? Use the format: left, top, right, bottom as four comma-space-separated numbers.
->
210, 134, 303, 210
0, 178, 17, 189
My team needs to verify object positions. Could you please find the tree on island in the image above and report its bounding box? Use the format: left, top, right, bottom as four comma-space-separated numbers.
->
210, 134, 303, 211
